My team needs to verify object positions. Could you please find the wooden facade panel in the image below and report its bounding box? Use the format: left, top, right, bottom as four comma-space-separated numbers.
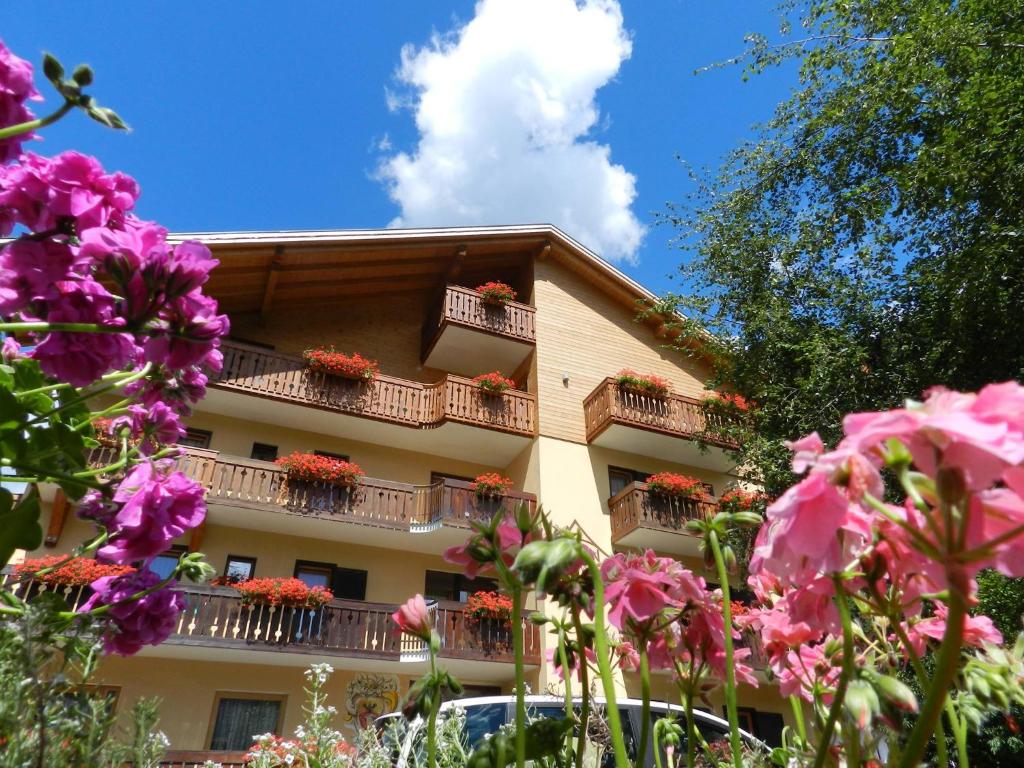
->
533, 260, 712, 444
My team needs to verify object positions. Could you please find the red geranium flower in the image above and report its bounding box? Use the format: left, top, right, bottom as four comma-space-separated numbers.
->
14, 556, 136, 587
472, 472, 513, 497
303, 347, 380, 381
276, 452, 364, 486
645, 472, 707, 499
615, 370, 671, 397
475, 281, 517, 304
473, 372, 516, 393
232, 577, 333, 608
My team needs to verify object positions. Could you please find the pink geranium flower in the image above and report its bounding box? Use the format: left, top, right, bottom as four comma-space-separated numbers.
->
392, 594, 433, 642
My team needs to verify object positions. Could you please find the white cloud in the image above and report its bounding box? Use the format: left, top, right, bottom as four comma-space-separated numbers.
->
377, 0, 644, 263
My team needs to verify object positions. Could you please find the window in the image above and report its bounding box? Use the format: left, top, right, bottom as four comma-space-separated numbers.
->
179, 428, 213, 449
150, 545, 187, 580
464, 703, 507, 749
228, 336, 276, 350
608, 466, 648, 499
294, 561, 332, 589
424, 570, 498, 603
293, 560, 367, 600
332, 567, 367, 601
314, 450, 350, 461
208, 693, 285, 751
250, 442, 279, 462
223, 555, 257, 583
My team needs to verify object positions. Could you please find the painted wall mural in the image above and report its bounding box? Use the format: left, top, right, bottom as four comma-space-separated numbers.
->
345, 672, 400, 731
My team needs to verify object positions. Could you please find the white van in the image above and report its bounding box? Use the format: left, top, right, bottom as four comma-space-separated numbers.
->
375, 695, 766, 768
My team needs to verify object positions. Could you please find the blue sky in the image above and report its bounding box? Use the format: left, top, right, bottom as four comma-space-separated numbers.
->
7, 1, 794, 296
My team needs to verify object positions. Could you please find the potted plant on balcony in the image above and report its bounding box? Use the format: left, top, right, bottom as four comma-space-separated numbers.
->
302, 347, 380, 382
475, 280, 517, 306
701, 390, 751, 415
471, 472, 514, 518
614, 369, 671, 398
464, 590, 513, 652
473, 371, 516, 395
277, 452, 364, 513
14, 556, 135, 588
718, 488, 767, 514
645, 472, 707, 500
232, 577, 334, 609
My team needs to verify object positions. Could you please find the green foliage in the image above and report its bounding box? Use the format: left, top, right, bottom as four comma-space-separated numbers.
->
0, 603, 167, 767
658, 0, 1024, 497
977, 571, 1024, 639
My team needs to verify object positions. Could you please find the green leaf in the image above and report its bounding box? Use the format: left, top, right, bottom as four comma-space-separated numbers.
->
0, 487, 42, 568
86, 106, 128, 131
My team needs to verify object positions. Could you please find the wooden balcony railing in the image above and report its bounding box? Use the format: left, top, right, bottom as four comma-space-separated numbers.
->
215, 340, 536, 436
608, 481, 717, 543
583, 378, 739, 449
422, 285, 536, 356
1, 576, 542, 666
87, 447, 536, 532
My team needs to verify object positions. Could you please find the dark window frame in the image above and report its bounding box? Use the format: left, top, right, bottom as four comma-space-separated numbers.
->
424, 569, 498, 603
250, 442, 279, 462
223, 554, 257, 583
149, 544, 188, 580
293, 560, 367, 601
430, 471, 475, 484
313, 450, 350, 461
179, 427, 213, 449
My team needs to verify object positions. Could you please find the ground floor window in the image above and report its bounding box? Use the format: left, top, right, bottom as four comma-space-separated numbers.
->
208, 693, 286, 751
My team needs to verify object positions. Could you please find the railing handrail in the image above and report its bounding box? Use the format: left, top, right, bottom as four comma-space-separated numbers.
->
608, 481, 719, 541
216, 340, 536, 436
446, 284, 535, 315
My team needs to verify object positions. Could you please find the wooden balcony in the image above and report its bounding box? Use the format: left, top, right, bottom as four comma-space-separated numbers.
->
583, 379, 739, 471
2, 577, 542, 668
422, 285, 536, 376
203, 341, 536, 465
608, 481, 717, 556
88, 447, 535, 552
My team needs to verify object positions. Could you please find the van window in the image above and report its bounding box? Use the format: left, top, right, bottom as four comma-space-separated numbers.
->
464, 703, 507, 748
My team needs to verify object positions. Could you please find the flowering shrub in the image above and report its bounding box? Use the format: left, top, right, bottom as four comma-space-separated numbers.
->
232, 577, 333, 609
464, 590, 513, 625
701, 391, 750, 413
645, 472, 706, 499
14, 556, 135, 586
473, 371, 516, 393
276, 452, 364, 487
0, 39, 221, 661
472, 472, 513, 497
475, 280, 517, 304
615, 370, 671, 397
303, 347, 379, 381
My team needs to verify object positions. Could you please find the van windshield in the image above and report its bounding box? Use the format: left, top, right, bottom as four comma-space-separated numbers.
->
465, 703, 507, 749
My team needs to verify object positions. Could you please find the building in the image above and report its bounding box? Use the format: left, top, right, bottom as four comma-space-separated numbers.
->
21, 224, 789, 762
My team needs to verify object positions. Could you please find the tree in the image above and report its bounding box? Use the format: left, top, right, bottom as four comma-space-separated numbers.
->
658, 3, 1024, 763
659, 0, 1024, 494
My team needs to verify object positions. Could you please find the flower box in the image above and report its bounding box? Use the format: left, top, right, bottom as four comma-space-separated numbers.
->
232, 577, 333, 609
719, 488, 767, 514
14, 556, 135, 587
614, 369, 671, 398
701, 391, 751, 413
276, 452, 364, 487
475, 281, 517, 305
645, 472, 707, 499
473, 372, 516, 394
464, 590, 513, 626
302, 347, 380, 381
472, 472, 513, 498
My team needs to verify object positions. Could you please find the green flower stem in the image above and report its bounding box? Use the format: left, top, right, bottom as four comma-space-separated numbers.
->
788, 696, 807, 744
637, 643, 651, 768
578, 548, 630, 768
571, 609, 591, 768
511, 585, 527, 768
0, 101, 74, 141
0, 321, 117, 334
707, 529, 743, 768
653, 728, 664, 768
897, 585, 968, 768
685, 701, 695, 768
0, 458, 102, 490
888, 608, 951, 768
556, 625, 575, 760
427, 648, 439, 768
810, 575, 857, 768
